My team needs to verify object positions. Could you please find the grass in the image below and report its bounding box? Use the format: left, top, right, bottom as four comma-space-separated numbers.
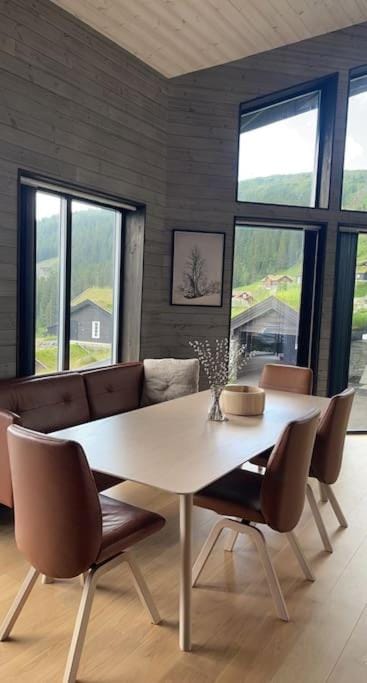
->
353, 310, 367, 331
71, 287, 113, 312
36, 339, 111, 372
355, 281, 367, 297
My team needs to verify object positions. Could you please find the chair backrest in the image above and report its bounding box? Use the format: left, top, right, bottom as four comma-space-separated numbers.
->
261, 409, 320, 532
259, 364, 313, 395
310, 388, 354, 485
7, 425, 102, 578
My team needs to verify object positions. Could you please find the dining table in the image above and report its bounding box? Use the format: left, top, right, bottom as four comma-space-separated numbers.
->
52, 388, 329, 652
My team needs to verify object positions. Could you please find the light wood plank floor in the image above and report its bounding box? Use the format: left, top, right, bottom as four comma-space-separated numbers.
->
0, 436, 366, 682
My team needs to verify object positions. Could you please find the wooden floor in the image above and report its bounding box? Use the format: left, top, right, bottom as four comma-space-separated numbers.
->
0, 435, 366, 682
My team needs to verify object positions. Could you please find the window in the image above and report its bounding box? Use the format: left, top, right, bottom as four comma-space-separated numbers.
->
238, 90, 321, 207
91, 321, 101, 340
18, 176, 138, 375
342, 74, 367, 210
231, 223, 322, 381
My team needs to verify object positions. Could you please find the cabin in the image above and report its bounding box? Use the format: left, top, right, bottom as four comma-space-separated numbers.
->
231, 296, 298, 364
262, 275, 294, 290
48, 299, 112, 343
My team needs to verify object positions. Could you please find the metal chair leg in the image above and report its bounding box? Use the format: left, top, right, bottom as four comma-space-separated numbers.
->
125, 554, 161, 624
192, 518, 226, 586
325, 484, 348, 528
306, 483, 333, 553
0, 566, 40, 641
287, 531, 315, 581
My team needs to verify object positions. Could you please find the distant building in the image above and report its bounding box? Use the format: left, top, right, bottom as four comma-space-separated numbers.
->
231, 296, 299, 364
262, 274, 294, 290
48, 299, 112, 343
356, 262, 367, 281
232, 290, 255, 304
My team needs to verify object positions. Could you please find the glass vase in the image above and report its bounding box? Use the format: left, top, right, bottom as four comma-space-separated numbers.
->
208, 384, 227, 422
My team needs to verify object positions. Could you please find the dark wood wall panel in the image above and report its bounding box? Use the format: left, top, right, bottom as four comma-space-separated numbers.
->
0, 0, 167, 375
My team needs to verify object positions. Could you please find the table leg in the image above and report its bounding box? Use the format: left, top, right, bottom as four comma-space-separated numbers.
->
179, 493, 193, 652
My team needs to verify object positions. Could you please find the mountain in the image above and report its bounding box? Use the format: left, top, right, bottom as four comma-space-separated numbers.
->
238, 169, 367, 209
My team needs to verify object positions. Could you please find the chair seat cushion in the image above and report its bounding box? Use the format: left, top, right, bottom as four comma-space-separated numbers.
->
93, 471, 124, 492
194, 469, 265, 523
97, 495, 165, 563
250, 446, 272, 468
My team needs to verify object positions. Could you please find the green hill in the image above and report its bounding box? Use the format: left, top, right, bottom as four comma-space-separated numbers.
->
238, 169, 367, 209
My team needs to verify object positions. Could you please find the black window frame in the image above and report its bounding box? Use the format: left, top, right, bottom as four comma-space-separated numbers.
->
236, 74, 338, 210
17, 172, 138, 377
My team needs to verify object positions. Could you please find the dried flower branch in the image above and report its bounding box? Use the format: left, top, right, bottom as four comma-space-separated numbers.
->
189, 337, 253, 387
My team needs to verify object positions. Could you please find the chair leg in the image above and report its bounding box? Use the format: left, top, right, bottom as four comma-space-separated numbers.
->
224, 530, 239, 552
125, 554, 161, 625
63, 569, 98, 683
306, 483, 333, 553
319, 482, 328, 503
325, 484, 348, 528
245, 523, 289, 622
0, 566, 40, 641
287, 531, 315, 581
193, 518, 289, 621
192, 518, 226, 586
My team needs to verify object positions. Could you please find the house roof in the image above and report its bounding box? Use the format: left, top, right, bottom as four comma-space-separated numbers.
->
231, 296, 298, 336
70, 299, 112, 317
262, 274, 293, 282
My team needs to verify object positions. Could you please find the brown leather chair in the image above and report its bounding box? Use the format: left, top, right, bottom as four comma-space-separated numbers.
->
0, 425, 165, 683
305, 388, 355, 553
250, 363, 313, 468
259, 363, 313, 394
192, 410, 320, 622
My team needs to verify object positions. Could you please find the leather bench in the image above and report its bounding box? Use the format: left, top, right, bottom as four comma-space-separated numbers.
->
0, 362, 144, 508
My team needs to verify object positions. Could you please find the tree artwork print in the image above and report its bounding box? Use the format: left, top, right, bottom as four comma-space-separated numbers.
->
171, 231, 225, 306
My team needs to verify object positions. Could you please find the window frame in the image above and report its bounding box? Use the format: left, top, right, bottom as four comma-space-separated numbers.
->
17, 172, 137, 377
235, 75, 338, 210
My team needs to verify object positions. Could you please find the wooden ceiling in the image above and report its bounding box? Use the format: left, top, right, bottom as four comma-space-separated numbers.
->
51, 0, 367, 77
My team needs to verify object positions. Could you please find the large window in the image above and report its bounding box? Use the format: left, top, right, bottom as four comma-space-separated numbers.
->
238, 90, 321, 207
231, 223, 321, 383
342, 74, 367, 211
19, 177, 135, 375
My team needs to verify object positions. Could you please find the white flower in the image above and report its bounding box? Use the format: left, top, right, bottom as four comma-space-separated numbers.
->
189, 337, 253, 387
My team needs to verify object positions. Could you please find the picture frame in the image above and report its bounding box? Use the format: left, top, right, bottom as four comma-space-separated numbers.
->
170, 230, 225, 307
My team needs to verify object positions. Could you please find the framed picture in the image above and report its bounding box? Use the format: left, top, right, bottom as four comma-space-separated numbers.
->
171, 230, 225, 306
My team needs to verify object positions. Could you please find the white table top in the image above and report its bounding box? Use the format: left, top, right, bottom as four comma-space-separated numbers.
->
52, 389, 329, 495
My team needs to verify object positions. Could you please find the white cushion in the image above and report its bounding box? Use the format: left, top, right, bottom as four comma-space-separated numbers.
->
141, 358, 200, 406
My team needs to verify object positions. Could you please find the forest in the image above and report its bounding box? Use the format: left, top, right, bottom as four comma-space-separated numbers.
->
238, 168, 367, 208
36, 209, 115, 332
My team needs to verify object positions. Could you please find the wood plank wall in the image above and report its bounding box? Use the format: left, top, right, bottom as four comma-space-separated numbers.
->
166, 23, 367, 394
1, 0, 367, 393
0, 0, 167, 376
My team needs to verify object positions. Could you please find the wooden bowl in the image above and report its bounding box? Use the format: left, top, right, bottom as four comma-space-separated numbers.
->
221, 385, 265, 416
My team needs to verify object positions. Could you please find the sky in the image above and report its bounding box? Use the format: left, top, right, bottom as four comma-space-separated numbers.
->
36, 195, 102, 220
238, 90, 367, 181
